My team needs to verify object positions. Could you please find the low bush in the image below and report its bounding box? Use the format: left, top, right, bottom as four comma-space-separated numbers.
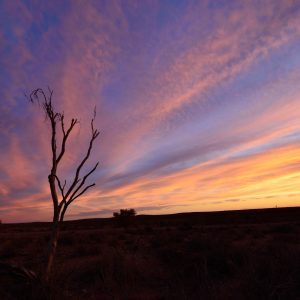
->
113, 209, 137, 227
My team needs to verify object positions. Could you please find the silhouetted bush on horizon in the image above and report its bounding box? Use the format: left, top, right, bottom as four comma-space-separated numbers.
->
113, 208, 137, 228
113, 208, 137, 218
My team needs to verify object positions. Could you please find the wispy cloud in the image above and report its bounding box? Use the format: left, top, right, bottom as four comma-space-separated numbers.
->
1, 0, 300, 222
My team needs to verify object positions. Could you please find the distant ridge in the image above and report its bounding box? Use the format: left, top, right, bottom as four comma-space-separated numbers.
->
3, 206, 300, 227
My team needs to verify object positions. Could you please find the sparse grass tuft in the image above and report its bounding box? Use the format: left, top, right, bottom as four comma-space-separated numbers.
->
1, 209, 300, 299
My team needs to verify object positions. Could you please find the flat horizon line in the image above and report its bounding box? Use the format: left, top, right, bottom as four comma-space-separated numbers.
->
2, 205, 300, 225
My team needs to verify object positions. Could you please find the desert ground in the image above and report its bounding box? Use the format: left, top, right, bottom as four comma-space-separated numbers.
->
1, 207, 300, 299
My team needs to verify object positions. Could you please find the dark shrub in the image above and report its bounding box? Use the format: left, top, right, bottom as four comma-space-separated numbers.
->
113, 209, 136, 218
113, 209, 136, 227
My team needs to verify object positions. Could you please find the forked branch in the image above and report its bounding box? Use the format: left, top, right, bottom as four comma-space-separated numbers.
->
28, 88, 99, 222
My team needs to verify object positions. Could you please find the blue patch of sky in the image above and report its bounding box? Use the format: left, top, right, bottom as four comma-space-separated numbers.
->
150, 39, 300, 138
239, 42, 300, 93
190, 37, 300, 121
156, 0, 188, 30
147, 38, 300, 166
0, 3, 18, 46
155, 156, 207, 177
0, 68, 12, 97
24, 10, 61, 52
229, 131, 300, 161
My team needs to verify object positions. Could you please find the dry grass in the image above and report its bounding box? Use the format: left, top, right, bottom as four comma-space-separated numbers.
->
1, 207, 300, 299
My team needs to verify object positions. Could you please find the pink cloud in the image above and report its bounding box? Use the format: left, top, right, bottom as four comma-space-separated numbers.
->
1, 0, 300, 222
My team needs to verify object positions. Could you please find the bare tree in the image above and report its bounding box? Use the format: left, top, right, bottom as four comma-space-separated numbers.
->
29, 88, 99, 280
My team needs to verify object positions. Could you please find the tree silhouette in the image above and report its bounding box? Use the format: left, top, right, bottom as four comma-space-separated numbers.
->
29, 88, 99, 280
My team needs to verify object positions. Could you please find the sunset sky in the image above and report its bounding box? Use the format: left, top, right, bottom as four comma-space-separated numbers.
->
1, 1, 300, 223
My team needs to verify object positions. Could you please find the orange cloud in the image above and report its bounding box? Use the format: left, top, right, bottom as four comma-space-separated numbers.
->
1, 1, 300, 222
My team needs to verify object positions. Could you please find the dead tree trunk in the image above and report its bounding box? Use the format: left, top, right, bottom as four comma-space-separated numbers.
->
46, 213, 59, 280
29, 88, 99, 281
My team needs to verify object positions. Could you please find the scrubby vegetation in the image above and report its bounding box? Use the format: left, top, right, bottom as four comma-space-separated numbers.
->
113, 209, 137, 227
113, 208, 137, 218
0, 207, 300, 299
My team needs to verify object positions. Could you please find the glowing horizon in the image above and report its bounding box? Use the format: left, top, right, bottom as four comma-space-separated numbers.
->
1, 1, 300, 223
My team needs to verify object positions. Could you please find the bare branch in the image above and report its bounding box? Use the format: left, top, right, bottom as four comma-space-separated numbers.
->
60, 114, 66, 136
70, 183, 95, 203
56, 117, 78, 165
30, 89, 59, 172
29, 89, 60, 213
64, 117, 99, 200
68, 162, 99, 203
50, 116, 57, 172
60, 181, 96, 223
28, 88, 47, 105
93, 106, 97, 119
54, 175, 66, 199
62, 180, 66, 191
